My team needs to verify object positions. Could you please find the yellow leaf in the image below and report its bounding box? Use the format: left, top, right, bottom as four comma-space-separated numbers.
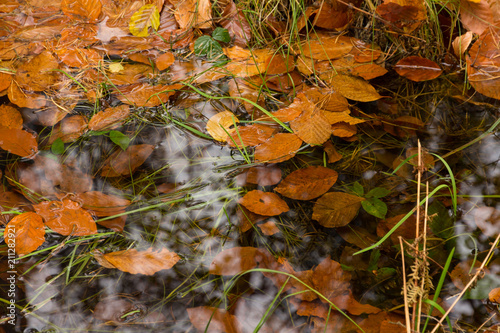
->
206, 111, 239, 142
129, 4, 160, 37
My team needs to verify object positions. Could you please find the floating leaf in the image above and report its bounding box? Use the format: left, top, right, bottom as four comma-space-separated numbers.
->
489, 287, 500, 303
0, 128, 38, 158
323, 73, 382, 102
55, 47, 103, 67
0, 105, 23, 129
169, 0, 212, 29
239, 190, 289, 216
452, 32, 473, 58
51, 138, 65, 155
5, 212, 45, 256
303, 87, 349, 112
331, 122, 357, 138
155, 52, 175, 71
101, 144, 154, 177
258, 221, 280, 235
323, 110, 365, 125
8, 83, 46, 109
300, 35, 353, 61
376, 0, 426, 33
312, 192, 364, 227
220, 1, 252, 47
209, 246, 274, 275
275, 166, 338, 200
254, 133, 303, 163
88, 105, 131, 131
47, 115, 88, 144
227, 124, 277, 148
129, 4, 160, 37
473, 206, 500, 238
95, 247, 180, 275
290, 98, 332, 145
323, 141, 342, 163
109, 130, 130, 150
116, 83, 182, 107
34, 199, 97, 236
206, 111, 239, 142
460, 0, 492, 35
62, 0, 102, 22
15, 50, 60, 91
68, 191, 131, 217
394, 56, 442, 82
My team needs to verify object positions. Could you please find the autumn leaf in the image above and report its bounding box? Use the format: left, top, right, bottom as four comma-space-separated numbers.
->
14, 50, 60, 91
47, 115, 88, 144
206, 111, 239, 142
170, 0, 212, 29
239, 190, 289, 216
155, 52, 175, 71
187, 306, 243, 333
246, 165, 282, 186
323, 141, 343, 163
300, 35, 353, 61
254, 133, 303, 163
227, 124, 277, 147
221, 1, 252, 47
209, 246, 275, 275
5, 212, 45, 256
258, 221, 280, 235
116, 83, 182, 107
95, 247, 180, 275
0, 128, 38, 158
61, 0, 102, 22
394, 56, 442, 81
88, 105, 130, 131
34, 199, 97, 236
322, 73, 382, 102
129, 4, 160, 37
101, 144, 154, 178
8, 82, 46, 109
0, 105, 23, 129
289, 97, 332, 145
68, 191, 131, 217
312, 192, 364, 227
275, 166, 338, 200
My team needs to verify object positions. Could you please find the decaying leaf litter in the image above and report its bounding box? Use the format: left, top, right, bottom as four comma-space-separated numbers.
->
0, 0, 499, 332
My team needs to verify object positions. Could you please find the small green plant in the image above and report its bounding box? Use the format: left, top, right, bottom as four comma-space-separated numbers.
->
350, 181, 390, 219
194, 27, 230, 59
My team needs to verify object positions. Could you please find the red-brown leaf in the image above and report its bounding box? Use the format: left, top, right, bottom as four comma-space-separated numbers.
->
254, 133, 303, 163
5, 212, 45, 256
275, 166, 338, 200
239, 190, 289, 216
394, 56, 442, 82
101, 144, 154, 177
0, 128, 38, 158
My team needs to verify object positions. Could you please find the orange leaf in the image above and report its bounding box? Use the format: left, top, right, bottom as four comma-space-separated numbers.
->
62, 0, 102, 22
0, 105, 23, 129
254, 133, 303, 163
116, 83, 182, 107
206, 111, 238, 142
96, 247, 180, 275
0, 128, 38, 158
5, 212, 45, 256
323, 141, 343, 163
321, 73, 382, 102
0, 72, 12, 92
101, 144, 154, 177
275, 166, 338, 200
8, 82, 46, 109
376, 0, 426, 33
489, 287, 500, 303
47, 115, 88, 144
170, 0, 212, 29
221, 1, 252, 47
55, 47, 103, 67
312, 192, 363, 227
323, 110, 365, 125
155, 51, 175, 71
300, 35, 353, 61
239, 190, 289, 216
88, 105, 130, 131
227, 124, 277, 147
187, 306, 242, 333
69, 191, 131, 217
394, 56, 442, 82
209, 246, 275, 275
331, 122, 357, 138
14, 50, 60, 91
246, 165, 282, 186
303, 87, 349, 112
258, 221, 280, 235
460, 0, 492, 35
34, 199, 97, 236
290, 100, 332, 145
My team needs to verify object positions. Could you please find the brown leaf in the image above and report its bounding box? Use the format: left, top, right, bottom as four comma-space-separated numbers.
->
275, 166, 338, 200
69, 191, 131, 217
331, 122, 357, 138
376, 0, 426, 33
62, 0, 102, 22
312, 256, 352, 301
55, 47, 103, 67
116, 83, 182, 107
96, 247, 180, 275
323, 110, 365, 125
34, 199, 97, 236
227, 124, 277, 148
290, 98, 332, 145
254, 133, 303, 163
8, 82, 47, 109
312, 192, 363, 227
313, 1, 354, 31
0, 105, 23, 129
101, 144, 155, 177
0, 128, 38, 158
323, 141, 342, 163
239, 190, 289, 216
322, 73, 382, 102
93, 298, 138, 324
88, 105, 130, 131
155, 51, 175, 71
47, 115, 88, 144
246, 165, 282, 186
302, 87, 349, 113
460, 0, 492, 35
209, 246, 275, 275
187, 306, 242, 333
394, 56, 442, 81
489, 287, 500, 303
377, 213, 419, 243
206, 111, 239, 142
5, 212, 45, 256
258, 221, 280, 236
227, 78, 265, 112
221, 1, 252, 47
15, 50, 60, 91
170, 0, 212, 29
452, 32, 474, 58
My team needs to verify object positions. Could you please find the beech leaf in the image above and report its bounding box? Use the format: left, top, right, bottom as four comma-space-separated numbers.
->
129, 4, 160, 37
5, 212, 45, 256
312, 192, 364, 227
275, 166, 338, 200
239, 190, 289, 216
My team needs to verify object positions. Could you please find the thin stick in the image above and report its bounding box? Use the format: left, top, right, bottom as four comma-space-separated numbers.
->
430, 233, 500, 333
400, 236, 411, 333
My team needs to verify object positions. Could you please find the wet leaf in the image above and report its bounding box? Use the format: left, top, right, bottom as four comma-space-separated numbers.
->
109, 130, 130, 150
239, 190, 289, 216
323, 110, 365, 125
323, 141, 342, 163
312, 192, 363, 227
0, 128, 38, 158
489, 287, 500, 303
323, 73, 382, 102
473, 206, 500, 237
5, 212, 45, 256
361, 198, 387, 219
376, 0, 426, 33
194, 35, 224, 59
96, 247, 180, 275
206, 111, 239, 142
300, 35, 353, 61
15, 50, 60, 91
246, 165, 282, 186
394, 56, 442, 81
116, 83, 182, 107
51, 138, 65, 155
258, 221, 280, 236
129, 4, 160, 37
212, 27, 231, 43
460, 0, 492, 34
331, 122, 357, 138
187, 306, 242, 333
290, 99, 332, 145
155, 52, 175, 71
254, 133, 303, 163
303, 87, 349, 113
452, 31, 474, 58
101, 144, 155, 177
221, 1, 252, 47
68, 191, 131, 217
227, 124, 277, 148
62, 0, 102, 22
55, 47, 103, 67
275, 166, 338, 200
34, 199, 97, 236
170, 0, 212, 29
8, 83, 46, 109
47, 115, 88, 144
88, 105, 130, 131
0, 105, 23, 129
209, 246, 274, 275
94, 298, 139, 324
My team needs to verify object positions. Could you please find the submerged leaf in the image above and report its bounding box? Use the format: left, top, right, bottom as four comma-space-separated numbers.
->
206, 111, 239, 142
209, 246, 274, 275
129, 4, 160, 37
254, 133, 303, 163
312, 192, 363, 227
275, 166, 338, 200
239, 190, 289, 216
101, 144, 154, 177
6, 212, 45, 256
